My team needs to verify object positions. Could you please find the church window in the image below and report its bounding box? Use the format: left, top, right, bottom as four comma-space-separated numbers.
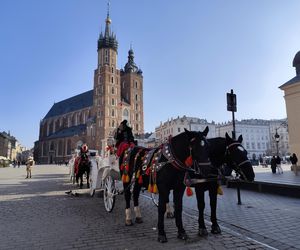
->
123, 109, 129, 116
111, 67, 114, 73
112, 120, 115, 128
67, 140, 71, 155
136, 124, 139, 131
111, 77, 114, 83
135, 103, 138, 111
111, 98, 115, 106
58, 140, 63, 156
112, 87, 115, 94
135, 94, 138, 101
136, 113, 138, 121
135, 81, 138, 88
112, 109, 115, 117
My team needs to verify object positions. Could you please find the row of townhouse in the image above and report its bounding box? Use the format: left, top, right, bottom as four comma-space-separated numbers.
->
0, 131, 29, 162
154, 116, 289, 159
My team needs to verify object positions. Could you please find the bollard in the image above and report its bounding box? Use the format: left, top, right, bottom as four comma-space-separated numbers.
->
237, 180, 242, 205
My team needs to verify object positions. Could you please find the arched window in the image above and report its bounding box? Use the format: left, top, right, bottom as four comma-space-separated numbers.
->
112, 109, 115, 117
58, 140, 63, 155
112, 87, 115, 94
42, 142, 47, 156
111, 98, 115, 106
67, 139, 72, 155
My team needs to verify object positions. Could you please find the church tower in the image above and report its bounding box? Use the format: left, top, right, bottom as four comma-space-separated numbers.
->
120, 47, 144, 135
93, 5, 121, 150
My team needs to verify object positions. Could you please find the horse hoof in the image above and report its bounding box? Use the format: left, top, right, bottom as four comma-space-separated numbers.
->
211, 224, 221, 234
198, 228, 208, 236
135, 217, 143, 224
166, 212, 174, 219
125, 220, 133, 226
158, 234, 168, 243
177, 230, 188, 240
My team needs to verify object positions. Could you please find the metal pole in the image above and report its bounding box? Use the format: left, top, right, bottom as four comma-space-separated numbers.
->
232, 109, 236, 140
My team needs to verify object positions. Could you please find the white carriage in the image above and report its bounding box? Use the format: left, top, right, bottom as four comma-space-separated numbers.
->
89, 146, 122, 212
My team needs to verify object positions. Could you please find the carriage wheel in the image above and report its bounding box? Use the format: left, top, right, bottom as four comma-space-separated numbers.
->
104, 175, 116, 212
151, 193, 159, 207
89, 179, 95, 197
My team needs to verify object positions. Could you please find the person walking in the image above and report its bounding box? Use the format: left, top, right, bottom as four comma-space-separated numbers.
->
276, 155, 283, 174
271, 156, 277, 174
25, 156, 34, 178
290, 153, 298, 176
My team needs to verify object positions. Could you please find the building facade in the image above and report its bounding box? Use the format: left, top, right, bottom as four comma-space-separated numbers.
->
155, 116, 216, 144
280, 51, 300, 158
35, 8, 144, 164
216, 118, 289, 158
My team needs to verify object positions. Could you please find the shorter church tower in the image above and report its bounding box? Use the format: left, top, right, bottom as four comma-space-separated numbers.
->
120, 47, 144, 135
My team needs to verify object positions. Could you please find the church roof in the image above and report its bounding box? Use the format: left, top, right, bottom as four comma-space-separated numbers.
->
47, 124, 87, 139
44, 90, 93, 119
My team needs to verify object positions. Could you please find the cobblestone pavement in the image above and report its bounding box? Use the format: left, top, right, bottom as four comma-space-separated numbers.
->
0, 165, 299, 250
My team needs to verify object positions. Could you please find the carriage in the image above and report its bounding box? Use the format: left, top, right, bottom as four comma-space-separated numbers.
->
89, 148, 122, 212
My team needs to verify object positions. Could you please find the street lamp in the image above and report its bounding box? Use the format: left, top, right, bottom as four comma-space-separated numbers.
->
274, 129, 280, 156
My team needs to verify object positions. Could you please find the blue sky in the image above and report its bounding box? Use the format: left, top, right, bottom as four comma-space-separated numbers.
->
1, 0, 300, 149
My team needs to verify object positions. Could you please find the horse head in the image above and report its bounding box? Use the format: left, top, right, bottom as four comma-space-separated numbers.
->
183, 126, 210, 167
225, 133, 255, 182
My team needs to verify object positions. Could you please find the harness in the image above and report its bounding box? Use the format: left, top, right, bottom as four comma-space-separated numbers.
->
225, 142, 251, 180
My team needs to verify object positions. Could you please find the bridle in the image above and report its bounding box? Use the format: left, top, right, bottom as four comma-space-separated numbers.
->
225, 142, 250, 180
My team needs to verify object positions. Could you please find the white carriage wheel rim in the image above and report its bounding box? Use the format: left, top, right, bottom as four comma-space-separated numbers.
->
104, 175, 114, 211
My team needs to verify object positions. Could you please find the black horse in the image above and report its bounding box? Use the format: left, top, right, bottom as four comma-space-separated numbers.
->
76, 152, 91, 189
119, 127, 211, 243
192, 133, 255, 236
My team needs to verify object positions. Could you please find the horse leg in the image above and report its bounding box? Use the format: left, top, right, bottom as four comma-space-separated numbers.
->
124, 182, 133, 226
166, 202, 174, 218
195, 185, 208, 236
133, 183, 143, 223
173, 185, 188, 240
157, 186, 169, 243
209, 183, 221, 234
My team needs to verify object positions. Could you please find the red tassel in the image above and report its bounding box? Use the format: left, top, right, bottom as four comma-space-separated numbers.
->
185, 156, 193, 167
125, 164, 129, 172
186, 187, 193, 197
138, 175, 143, 184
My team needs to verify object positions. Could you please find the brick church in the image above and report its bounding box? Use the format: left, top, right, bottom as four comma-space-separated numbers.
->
35, 9, 144, 164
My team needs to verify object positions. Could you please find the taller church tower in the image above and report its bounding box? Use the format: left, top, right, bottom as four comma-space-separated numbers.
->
93, 7, 121, 150
93, 5, 144, 151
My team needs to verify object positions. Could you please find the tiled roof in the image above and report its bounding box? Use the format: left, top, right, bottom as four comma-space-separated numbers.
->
47, 124, 86, 139
44, 90, 93, 119
279, 75, 300, 89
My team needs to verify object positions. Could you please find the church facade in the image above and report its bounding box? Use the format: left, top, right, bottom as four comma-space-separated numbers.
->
35, 10, 144, 164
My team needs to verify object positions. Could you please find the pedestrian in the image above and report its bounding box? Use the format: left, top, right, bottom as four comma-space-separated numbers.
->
276, 155, 283, 174
17, 161, 20, 168
271, 156, 276, 174
25, 156, 34, 179
290, 153, 298, 176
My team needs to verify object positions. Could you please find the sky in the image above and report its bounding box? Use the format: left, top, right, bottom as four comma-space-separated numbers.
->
1, 0, 300, 149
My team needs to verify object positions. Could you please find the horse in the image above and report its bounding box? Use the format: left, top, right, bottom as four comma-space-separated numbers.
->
75, 151, 91, 189
118, 127, 211, 243
191, 133, 255, 236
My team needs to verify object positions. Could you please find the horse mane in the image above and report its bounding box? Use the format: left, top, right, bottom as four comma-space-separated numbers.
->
170, 131, 193, 163
207, 137, 226, 168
